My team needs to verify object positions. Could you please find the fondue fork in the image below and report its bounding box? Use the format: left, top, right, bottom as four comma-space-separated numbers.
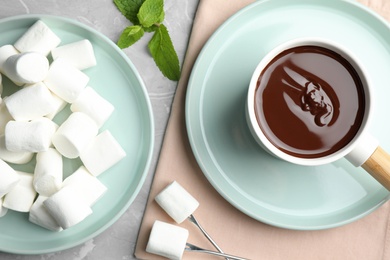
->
188, 214, 229, 259
185, 243, 250, 260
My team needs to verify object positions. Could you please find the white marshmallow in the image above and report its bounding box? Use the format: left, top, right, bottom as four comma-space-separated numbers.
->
34, 148, 63, 197
0, 134, 33, 164
5, 117, 58, 152
70, 86, 115, 128
45, 92, 67, 120
44, 58, 89, 103
0, 98, 13, 135
29, 196, 62, 232
80, 130, 126, 176
0, 158, 20, 198
146, 220, 189, 260
4, 82, 57, 121
155, 181, 200, 224
0, 45, 19, 73
0, 197, 8, 217
51, 39, 96, 70
52, 112, 98, 158
43, 185, 92, 229
14, 20, 61, 56
2, 52, 49, 85
62, 166, 107, 206
3, 171, 36, 212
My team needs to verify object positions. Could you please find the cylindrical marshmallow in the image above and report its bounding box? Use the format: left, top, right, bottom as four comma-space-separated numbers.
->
70, 86, 115, 128
0, 98, 13, 135
51, 39, 96, 70
29, 195, 62, 232
0, 134, 33, 164
146, 220, 189, 260
80, 130, 126, 176
62, 166, 107, 206
52, 112, 98, 158
45, 92, 67, 120
0, 197, 8, 217
4, 82, 57, 121
44, 58, 89, 103
5, 117, 58, 153
0, 45, 19, 73
34, 148, 63, 197
0, 158, 20, 198
14, 20, 61, 56
2, 52, 49, 85
3, 171, 36, 212
155, 181, 199, 224
43, 185, 92, 229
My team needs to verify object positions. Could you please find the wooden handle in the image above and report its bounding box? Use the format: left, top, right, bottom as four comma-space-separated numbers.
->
362, 146, 390, 191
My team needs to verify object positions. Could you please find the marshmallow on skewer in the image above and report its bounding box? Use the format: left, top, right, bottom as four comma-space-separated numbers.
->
0, 134, 33, 164
0, 158, 20, 198
80, 130, 126, 176
2, 52, 49, 85
155, 181, 199, 224
29, 195, 62, 232
52, 112, 98, 158
0, 197, 7, 217
44, 58, 89, 103
62, 166, 107, 206
43, 185, 92, 230
34, 148, 63, 197
4, 82, 57, 121
5, 117, 58, 153
51, 39, 96, 70
0, 98, 12, 135
146, 220, 189, 260
14, 20, 61, 56
0, 45, 19, 73
3, 171, 36, 212
70, 86, 115, 128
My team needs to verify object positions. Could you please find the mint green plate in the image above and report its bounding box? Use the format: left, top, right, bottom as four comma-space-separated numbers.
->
186, 0, 390, 230
0, 15, 154, 253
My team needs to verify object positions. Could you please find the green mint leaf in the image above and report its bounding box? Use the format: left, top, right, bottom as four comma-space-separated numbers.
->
114, 0, 145, 25
117, 25, 144, 49
137, 0, 165, 28
148, 24, 180, 81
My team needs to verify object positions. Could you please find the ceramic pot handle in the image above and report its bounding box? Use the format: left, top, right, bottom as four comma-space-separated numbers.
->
362, 146, 390, 191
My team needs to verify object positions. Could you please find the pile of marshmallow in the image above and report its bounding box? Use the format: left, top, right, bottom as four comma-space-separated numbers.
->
0, 20, 126, 231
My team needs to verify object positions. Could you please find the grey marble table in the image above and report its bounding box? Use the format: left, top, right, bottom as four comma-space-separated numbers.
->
0, 0, 199, 259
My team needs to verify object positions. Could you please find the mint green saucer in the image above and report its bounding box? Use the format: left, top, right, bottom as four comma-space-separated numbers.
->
0, 15, 154, 254
186, 0, 390, 230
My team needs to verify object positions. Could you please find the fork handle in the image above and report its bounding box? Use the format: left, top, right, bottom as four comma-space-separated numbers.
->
186, 243, 251, 260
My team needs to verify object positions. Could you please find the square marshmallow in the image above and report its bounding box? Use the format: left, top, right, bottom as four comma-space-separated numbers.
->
14, 20, 61, 56
51, 39, 96, 70
146, 220, 189, 260
29, 195, 62, 232
80, 130, 126, 176
155, 181, 199, 224
3, 171, 36, 212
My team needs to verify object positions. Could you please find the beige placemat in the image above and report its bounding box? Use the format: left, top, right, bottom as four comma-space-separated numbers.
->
135, 0, 390, 259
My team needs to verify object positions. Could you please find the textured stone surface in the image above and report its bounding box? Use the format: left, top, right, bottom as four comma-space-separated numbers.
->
0, 0, 198, 259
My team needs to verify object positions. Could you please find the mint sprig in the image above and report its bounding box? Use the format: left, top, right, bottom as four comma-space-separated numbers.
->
114, 0, 181, 81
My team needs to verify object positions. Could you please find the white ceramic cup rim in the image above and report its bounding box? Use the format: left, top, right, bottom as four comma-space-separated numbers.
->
246, 37, 374, 166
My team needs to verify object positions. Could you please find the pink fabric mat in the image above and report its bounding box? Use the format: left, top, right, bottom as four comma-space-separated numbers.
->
135, 0, 390, 259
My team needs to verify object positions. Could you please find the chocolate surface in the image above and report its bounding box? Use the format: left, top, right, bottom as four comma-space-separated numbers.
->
255, 46, 365, 158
